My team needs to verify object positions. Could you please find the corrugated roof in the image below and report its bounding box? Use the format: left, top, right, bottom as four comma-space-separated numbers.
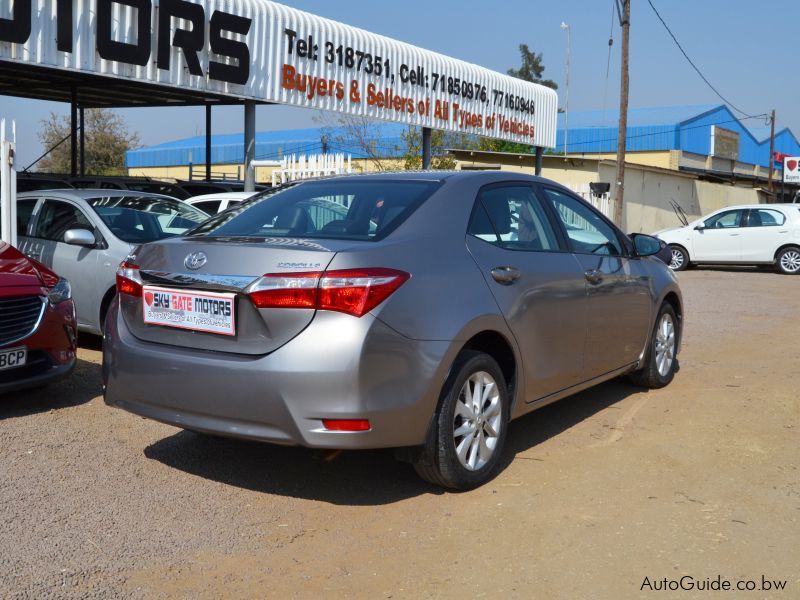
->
556, 104, 721, 129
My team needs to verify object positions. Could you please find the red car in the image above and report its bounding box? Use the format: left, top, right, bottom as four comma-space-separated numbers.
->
0, 242, 77, 393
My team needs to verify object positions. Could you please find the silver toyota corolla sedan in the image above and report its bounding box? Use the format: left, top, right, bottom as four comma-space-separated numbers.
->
103, 172, 682, 489
16, 190, 209, 334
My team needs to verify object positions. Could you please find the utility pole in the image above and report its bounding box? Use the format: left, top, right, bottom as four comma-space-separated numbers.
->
767, 109, 776, 199
613, 0, 630, 228
561, 22, 571, 157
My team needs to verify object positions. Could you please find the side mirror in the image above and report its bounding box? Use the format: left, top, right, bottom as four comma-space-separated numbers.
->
630, 233, 664, 257
694, 224, 706, 231
64, 228, 96, 247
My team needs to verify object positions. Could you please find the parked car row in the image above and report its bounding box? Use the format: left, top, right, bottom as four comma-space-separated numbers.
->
16, 174, 268, 198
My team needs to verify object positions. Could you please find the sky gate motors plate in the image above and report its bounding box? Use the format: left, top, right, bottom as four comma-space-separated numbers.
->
142, 286, 236, 336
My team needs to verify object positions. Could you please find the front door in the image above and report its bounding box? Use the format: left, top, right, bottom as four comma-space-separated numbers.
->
28, 199, 101, 328
692, 209, 745, 262
539, 187, 653, 380
465, 183, 588, 402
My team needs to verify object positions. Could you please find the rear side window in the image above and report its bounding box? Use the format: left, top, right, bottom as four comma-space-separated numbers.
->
34, 200, 95, 241
468, 185, 559, 251
747, 209, 785, 227
189, 180, 441, 241
16, 199, 38, 235
193, 200, 223, 214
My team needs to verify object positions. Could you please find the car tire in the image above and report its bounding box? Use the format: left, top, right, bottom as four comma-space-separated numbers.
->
776, 246, 800, 275
668, 245, 690, 272
413, 351, 509, 490
629, 303, 680, 389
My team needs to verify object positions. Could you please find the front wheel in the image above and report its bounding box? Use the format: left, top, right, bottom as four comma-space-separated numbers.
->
776, 247, 800, 275
413, 351, 509, 490
630, 303, 680, 389
668, 245, 690, 271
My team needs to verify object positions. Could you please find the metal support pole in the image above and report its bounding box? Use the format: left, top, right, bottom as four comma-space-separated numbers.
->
613, 0, 630, 228
70, 87, 77, 177
244, 101, 256, 191
767, 109, 776, 198
79, 106, 85, 177
422, 127, 432, 170
205, 104, 212, 182
535, 147, 544, 176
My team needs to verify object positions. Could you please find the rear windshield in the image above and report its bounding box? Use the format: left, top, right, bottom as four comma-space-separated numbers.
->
86, 195, 209, 243
188, 180, 440, 241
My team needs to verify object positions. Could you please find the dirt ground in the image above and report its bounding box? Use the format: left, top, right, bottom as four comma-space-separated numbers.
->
1, 269, 799, 599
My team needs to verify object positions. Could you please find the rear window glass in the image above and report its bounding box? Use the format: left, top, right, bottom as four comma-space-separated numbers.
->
188, 180, 440, 241
86, 195, 209, 243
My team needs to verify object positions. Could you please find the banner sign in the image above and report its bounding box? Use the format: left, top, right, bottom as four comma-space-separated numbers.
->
784, 157, 800, 184
0, 0, 558, 146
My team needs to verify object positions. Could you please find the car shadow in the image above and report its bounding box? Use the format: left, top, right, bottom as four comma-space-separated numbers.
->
144, 378, 642, 505
685, 265, 776, 275
0, 357, 102, 418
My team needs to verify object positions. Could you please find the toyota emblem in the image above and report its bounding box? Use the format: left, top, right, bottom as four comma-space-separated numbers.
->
184, 251, 208, 270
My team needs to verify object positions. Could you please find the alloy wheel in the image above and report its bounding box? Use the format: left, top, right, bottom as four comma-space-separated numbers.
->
453, 371, 503, 471
654, 313, 676, 377
780, 250, 800, 273
669, 248, 685, 270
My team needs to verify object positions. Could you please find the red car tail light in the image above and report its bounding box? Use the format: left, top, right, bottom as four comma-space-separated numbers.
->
322, 419, 371, 432
247, 268, 409, 317
247, 272, 322, 309
116, 261, 143, 297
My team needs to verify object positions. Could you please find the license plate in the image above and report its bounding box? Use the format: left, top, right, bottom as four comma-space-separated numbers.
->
142, 286, 236, 336
0, 347, 27, 371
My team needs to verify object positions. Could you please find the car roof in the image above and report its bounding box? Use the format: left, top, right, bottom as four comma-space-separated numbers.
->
17, 189, 181, 201
186, 192, 256, 202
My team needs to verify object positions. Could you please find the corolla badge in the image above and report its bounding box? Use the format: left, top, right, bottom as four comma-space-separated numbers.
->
184, 251, 208, 270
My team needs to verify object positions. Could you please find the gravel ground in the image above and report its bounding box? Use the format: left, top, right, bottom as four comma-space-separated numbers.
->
1, 269, 799, 598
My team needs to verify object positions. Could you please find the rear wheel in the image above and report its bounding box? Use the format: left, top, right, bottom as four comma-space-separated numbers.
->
413, 351, 509, 490
668, 245, 690, 271
776, 247, 800, 275
630, 303, 679, 389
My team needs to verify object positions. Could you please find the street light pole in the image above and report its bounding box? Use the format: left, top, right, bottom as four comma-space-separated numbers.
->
561, 22, 571, 157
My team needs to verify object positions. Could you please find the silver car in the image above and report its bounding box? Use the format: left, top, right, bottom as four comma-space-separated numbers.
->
16, 190, 209, 334
104, 172, 682, 489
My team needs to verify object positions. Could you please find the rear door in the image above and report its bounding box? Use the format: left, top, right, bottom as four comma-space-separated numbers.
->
465, 183, 588, 401
739, 208, 791, 262
692, 209, 745, 261
28, 199, 101, 328
539, 186, 652, 380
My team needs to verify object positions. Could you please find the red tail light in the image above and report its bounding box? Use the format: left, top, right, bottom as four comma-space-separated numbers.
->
247, 268, 409, 317
116, 261, 143, 297
322, 419, 371, 432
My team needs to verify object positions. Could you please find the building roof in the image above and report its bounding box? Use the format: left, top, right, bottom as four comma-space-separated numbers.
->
126, 124, 409, 169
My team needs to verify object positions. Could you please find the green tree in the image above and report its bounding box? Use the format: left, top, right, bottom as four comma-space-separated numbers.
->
36, 108, 140, 175
507, 44, 558, 90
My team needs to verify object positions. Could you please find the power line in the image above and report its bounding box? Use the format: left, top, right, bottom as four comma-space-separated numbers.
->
646, 0, 759, 120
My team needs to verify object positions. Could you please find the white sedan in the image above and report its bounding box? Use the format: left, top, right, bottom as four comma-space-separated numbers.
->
184, 191, 257, 215
654, 204, 800, 274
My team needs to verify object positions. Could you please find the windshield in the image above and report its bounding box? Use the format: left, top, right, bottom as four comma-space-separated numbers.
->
188, 180, 440, 241
87, 195, 209, 243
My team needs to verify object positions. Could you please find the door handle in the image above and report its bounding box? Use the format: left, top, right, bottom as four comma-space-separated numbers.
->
584, 269, 604, 285
490, 267, 521, 285
729, 233, 740, 236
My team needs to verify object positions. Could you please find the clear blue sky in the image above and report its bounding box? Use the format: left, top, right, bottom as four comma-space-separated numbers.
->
1, 0, 795, 166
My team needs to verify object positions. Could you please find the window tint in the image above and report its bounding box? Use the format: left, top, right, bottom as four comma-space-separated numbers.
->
468, 185, 559, 251
193, 200, 223, 214
34, 200, 94, 241
189, 180, 440, 241
747, 209, 785, 227
87, 195, 209, 243
704, 210, 743, 229
16, 199, 38, 235
542, 188, 623, 256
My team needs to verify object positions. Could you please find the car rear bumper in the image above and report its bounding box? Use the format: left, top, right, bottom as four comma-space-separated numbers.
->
103, 303, 455, 449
